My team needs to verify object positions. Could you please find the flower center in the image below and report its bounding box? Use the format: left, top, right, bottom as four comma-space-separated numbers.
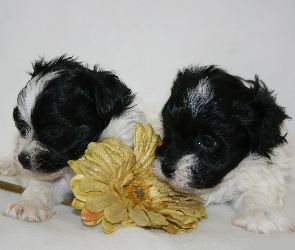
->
124, 176, 152, 207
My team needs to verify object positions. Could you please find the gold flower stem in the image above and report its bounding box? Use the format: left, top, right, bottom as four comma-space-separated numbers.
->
0, 180, 24, 194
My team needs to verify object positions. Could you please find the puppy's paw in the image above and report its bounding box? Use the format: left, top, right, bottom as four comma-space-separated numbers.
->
0, 157, 17, 176
2, 200, 55, 222
233, 209, 295, 233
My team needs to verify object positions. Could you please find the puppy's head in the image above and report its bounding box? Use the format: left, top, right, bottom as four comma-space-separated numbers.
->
13, 55, 134, 178
154, 66, 289, 191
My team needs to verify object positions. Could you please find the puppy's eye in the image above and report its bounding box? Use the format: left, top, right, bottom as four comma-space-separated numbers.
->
20, 128, 29, 137
199, 135, 216, 148
17, 121, 30, 137
13, 107, 30, 137
48, 127, 62, 137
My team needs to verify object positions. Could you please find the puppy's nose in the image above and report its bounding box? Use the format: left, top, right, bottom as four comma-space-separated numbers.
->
161, 161, 176, 178
18, 152, 31, 170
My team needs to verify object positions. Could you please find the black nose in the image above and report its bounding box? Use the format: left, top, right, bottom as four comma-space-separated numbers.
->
161, 161, 176, 178
18, 152, 31, 170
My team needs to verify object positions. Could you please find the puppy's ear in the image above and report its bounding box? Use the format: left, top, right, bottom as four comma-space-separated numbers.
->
241, 77, 290, 157
88, 68, 135, 119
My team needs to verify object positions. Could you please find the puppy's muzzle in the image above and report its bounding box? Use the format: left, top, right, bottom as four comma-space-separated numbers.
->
18, 152, 31, 170
161, 160, 176, 178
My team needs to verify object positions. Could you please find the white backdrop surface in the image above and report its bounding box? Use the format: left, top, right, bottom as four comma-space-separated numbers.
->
0, 1, 294, 249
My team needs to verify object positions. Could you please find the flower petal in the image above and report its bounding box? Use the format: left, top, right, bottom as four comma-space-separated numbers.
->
116, 154, 136, 181
181, 222, 197, 229
83, 217, 103, 226
121, 172, 134, 187
81, 208, 104, 222
68, 160, 83, 174
160, 209, 197, 224
79, 160, 110, 183
104, 203, 127, 224
102, 217, 118, 234
87, 142, 115, 171
85, 193, 117, 213
134, 123, 150, 160
104, 137, 133, 159
128, 209, 150, 227
177, 207, 202, 218
134, 124, 161, 170
79, 177, 108, 193
72, 184, 91, 202
165, 216, 183, 227
139, 135, 159, 169
163, 223, 178, 234
145, 210, 169, 226
71, 198, 85, 209
70, 174, 85, 190
111, 180, 123, 196
121, 213, 136, 227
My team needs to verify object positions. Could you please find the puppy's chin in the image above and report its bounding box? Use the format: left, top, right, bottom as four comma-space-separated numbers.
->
153, 157, 194, 194
15, 161, 69, 181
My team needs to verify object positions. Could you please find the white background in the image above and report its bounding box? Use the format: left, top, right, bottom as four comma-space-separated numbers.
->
0, 1, 294, 249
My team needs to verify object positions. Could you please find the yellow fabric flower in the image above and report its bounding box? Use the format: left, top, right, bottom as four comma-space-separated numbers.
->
69, 123, 207, 234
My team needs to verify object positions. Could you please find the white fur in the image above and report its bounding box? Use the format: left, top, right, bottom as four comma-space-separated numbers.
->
142, 105, 163, 136
154, 127, 295, 233
185, 78, 213, 118
0, 156, 17, 175
18, 72, 59, 125
154, 155, 195, 193
100, 99, 147, 147
0, 99, 146, 222
199, 135, 294, 233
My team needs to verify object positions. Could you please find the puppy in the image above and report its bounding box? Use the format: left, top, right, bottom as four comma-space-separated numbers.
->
154, 65, 295, 233
0, 55, 146, 222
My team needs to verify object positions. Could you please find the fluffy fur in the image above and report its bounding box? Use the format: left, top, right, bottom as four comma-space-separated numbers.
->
0, 55, 146, 221
154, 65, 294, 233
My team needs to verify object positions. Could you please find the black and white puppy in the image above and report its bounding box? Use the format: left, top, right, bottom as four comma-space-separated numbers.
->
154, 65, 294, 233
0, 55, 146, 222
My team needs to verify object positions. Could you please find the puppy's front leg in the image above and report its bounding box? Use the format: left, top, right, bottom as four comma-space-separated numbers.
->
232, 187, 295, 233
3, 184, 55, 222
